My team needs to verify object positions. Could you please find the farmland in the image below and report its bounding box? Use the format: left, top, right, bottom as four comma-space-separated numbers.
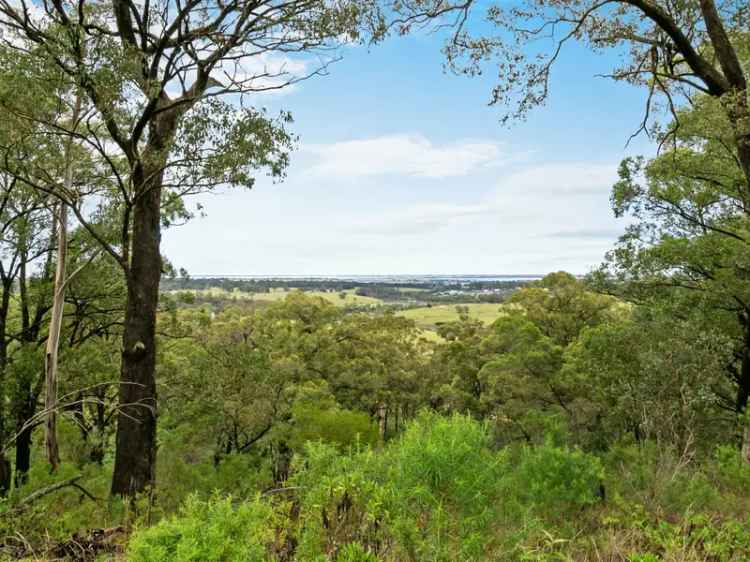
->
396, 303, 505, 330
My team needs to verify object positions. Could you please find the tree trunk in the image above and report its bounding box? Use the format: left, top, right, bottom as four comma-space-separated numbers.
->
44, 201, 67, 473
110, 165, 163, 497
377, 402, 387, 442
0, 456, 9, 496
0, 279, 11, 495
14, 411, 33, 488
44, 93, 81, 473
736, 316, 750, 462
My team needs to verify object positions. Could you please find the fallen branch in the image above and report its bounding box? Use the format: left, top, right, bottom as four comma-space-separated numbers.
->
3, 475, 98, 516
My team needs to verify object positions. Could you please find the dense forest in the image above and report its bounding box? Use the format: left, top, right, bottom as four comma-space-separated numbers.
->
0, 0, 749, 559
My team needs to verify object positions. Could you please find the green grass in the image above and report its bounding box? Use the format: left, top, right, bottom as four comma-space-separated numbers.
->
253, 288, 381, 306
168, 287, 382, 307
397, 303, 505, 330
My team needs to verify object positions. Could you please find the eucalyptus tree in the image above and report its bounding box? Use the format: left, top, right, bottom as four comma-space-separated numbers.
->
0, 0, 397, 495
0, 174, 51, 495
0, 51, 59, 492
594, 97, 750, 453
400, 0, 749, 192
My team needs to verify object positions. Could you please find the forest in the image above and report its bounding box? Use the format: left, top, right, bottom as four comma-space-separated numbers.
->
0, 0, 749, 559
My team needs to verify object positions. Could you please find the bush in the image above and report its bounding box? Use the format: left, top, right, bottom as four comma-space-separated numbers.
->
508, 438, 604, 515
290, 404, 379, 452
127, 494, 275, 562
385, 412, 503, 560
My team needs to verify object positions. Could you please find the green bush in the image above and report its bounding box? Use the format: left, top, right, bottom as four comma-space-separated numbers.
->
385, 412, 503, 560
127, 494, 275, 562
507, 438, 604, 515
290, 403, 379, 451
714, 445, 750, 490
336, 543, 381, 562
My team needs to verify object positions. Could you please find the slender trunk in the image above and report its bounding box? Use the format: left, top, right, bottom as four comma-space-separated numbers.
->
110, 165, 163, 497
377, 402, 387, 442
736, 314, 750, 462
44, 94, 80, 473
737, 355, 750, 415
13, 400, 33, 488
0, 280, 10, 495
19, 252, 30, 338
44, 201, 67, 473
0, 456, 9, 496
14, 427, 31, 488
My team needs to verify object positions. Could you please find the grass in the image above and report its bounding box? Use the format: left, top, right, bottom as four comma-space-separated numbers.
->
397, 303, 505, 330
168, 287, 382, 307
254, 288, 381, 306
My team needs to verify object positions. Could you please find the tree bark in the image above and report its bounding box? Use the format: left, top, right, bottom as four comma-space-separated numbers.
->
377, 402, 387, 442
110, 112, 177, 496
44, 200, 67, 473
0, 278, 11, 495
14, 409, 33, 488
44, 93, 81, 473
696, 0, 750, 204
737, 317, 750, 462
110, 180, 162, 496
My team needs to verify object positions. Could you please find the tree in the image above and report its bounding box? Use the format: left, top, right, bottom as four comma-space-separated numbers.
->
403, 0, 749, 190
44, 92, 83, 474
0, 177, 51, 495
479, 315, 566, 443
591, 95, 750, 454
0, 0, 378, 496
565, 306, 734, 454
508, 272, 615, 346
0, 53, 60, 492
427, 312, 489, 416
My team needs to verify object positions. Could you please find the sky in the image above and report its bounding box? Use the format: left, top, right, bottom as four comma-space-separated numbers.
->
161, 25, 656, 277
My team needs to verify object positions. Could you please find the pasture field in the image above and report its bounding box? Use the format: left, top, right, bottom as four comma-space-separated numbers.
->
397, 303, 504, 330
254, 288, 382, 306
169, 287, 382, 307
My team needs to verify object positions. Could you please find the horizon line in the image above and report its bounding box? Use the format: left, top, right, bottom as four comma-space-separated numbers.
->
172, 273, 553, 278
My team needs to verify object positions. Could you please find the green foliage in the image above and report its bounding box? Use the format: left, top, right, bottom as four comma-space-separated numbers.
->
290, 402, 379, 452
509, 438, 603, 514
2, 280, 750, 561
128, 494, 275, 562
336, 542, 380, 562
0, 461, 126, 545
286, 412, 605, 561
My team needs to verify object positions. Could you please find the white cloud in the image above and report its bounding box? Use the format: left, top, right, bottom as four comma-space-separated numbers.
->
356, 203, 495, 235
347, 160, 619, 238
304, 134, 504, 179
543, 228, 624, 239
495, 162, 618, 197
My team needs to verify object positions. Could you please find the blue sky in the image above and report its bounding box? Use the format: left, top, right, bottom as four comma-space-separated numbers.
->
162, 29, 655, 276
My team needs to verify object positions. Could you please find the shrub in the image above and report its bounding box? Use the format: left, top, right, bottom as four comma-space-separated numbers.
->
336, 542, 381, 562
385, 412, 503, 560
127, 494, 275, 562
507, 438, 604, 515
290, 404, 379, 452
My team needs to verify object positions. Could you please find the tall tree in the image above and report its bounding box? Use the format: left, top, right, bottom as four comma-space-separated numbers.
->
402, 0, 749, 189
0, 0, 380, 495
594, 96, 750, 452
44, 92, 83, 474
0, 177, 51, 494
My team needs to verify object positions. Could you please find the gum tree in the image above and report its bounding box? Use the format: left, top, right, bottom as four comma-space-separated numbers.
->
0, 0, 379, 496
399, 0, 749, 189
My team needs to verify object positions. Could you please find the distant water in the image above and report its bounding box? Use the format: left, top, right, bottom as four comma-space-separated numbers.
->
189, 274, 543, 283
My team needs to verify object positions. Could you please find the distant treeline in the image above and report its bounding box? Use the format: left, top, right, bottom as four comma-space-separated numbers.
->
160, 276, 532, 304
